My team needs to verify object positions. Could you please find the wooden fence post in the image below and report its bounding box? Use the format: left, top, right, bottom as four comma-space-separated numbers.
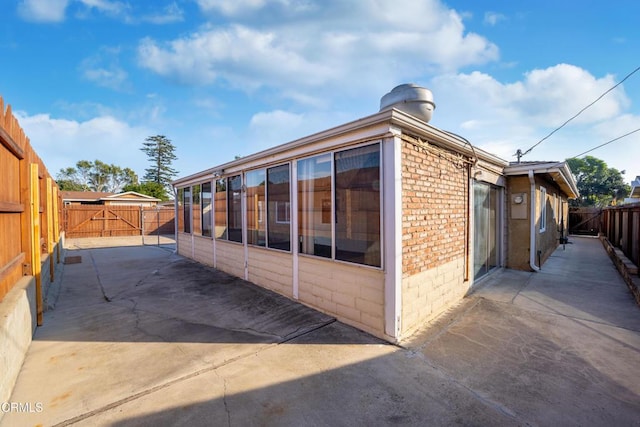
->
46, 177, 54, 282
52, 186, 60, 264
30, 164, 42, 325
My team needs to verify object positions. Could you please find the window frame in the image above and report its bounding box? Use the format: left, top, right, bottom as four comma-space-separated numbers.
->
183, 186, 191, 233
192, 184, 202, 236
227, 175, 243, 243
215, 178, 228, 240
244, 163, 293, 252
539, 186, 547, 233
296, 141, 382, 268
245, 169, 266, 247
297, 152, 334, 260
266, 163, 292, 252
201, 181, 213, 238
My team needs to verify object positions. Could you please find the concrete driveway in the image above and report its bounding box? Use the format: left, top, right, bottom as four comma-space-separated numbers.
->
2, 236, 639, 426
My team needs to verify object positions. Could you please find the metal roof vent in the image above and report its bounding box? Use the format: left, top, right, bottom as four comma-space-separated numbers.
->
379, 83, 435, 123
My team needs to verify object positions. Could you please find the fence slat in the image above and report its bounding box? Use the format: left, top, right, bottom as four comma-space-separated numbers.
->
603, 203, 640, 271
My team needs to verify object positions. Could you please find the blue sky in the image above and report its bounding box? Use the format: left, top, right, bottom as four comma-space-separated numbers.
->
2, 0, 639, 183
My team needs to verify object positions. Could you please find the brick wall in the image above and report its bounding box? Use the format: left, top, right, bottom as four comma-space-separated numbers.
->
401, 140, 468, 276
400, 139, 470, 335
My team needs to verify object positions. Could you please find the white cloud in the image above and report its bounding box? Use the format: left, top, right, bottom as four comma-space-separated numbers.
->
141, 2, 184, 24
429, 64, 636, 174
138, 0, 498, 103
18, 0, 133, 23
80, 48, 130, 91
138, 24, 331, 88
484, 12, 506, 26
17, 0, 69, 22
245, 109, 353, 155
77, 0, 129, 17
433, 64, 628, 128
82, 67, 128, 90
196, 0, 269, 16
15, 112, 151, 176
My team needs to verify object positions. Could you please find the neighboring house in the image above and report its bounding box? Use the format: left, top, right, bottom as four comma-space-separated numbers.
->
623, 175, 640, 204
504, 162, 579, 271
62, 191, 160, 207
172, 84, 578, 343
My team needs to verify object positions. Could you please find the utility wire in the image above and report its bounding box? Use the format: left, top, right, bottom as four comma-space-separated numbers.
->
518, 65, 640, 158
535, 126, 640, 172
569, 127, 640, 159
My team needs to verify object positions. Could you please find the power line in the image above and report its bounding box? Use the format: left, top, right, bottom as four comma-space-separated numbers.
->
569, 127, 640, 159
517, 65, 640, 160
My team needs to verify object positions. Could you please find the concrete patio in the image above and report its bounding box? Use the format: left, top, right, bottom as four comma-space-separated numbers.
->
2, 236, 639, 426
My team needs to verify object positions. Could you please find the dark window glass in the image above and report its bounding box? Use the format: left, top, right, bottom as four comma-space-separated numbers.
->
215, 179, 227, 239
201, 182, 212, 237
183, 187, 191, 233
267, 164, 290, 251
246, 170, 266, 246
192, 184, 201, 235
228, 175, 243, 243
298, 154, 332, 258
334, 144, 381, 267
177, 188, 184, 232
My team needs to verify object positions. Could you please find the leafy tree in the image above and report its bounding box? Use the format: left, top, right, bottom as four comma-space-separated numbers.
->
566, 156, 630, 207
122, 181, 169, 201
141, 135, 178, 193
56, 179, 86, 191
56, 160, 138, 193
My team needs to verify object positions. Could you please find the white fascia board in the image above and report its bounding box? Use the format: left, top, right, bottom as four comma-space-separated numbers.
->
173, 110, 399, 187
504, 162, 579, 199
173, 107, 508, 189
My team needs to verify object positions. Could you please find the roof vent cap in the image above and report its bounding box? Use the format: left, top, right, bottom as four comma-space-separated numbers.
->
379, 83, 435, 122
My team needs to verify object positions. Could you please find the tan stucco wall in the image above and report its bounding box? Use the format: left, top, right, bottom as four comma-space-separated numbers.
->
506, 176, 531, 270
506, 175, 568, 270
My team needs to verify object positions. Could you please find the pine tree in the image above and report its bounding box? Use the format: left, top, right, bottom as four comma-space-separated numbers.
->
140, 135, 178, 193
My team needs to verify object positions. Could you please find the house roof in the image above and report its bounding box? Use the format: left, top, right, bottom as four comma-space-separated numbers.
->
630, 176, 640, 198
102, 191, 161, 201
504, 161, 580, 199
61, 191, 114, 201
173, 108, 509, 187
62, 191, 160, 202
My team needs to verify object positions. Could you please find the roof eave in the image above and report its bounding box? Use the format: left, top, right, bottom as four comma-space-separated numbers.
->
173, 108, 507, 187
504, 162, 580, 199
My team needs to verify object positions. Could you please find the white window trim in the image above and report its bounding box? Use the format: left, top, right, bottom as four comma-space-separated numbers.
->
539, 186, 547, 233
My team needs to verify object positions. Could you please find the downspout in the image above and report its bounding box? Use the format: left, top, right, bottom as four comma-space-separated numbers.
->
528, 170, 540, 272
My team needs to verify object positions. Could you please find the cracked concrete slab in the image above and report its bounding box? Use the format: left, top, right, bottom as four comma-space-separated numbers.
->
68, 323, 515, 427
2, 236, 639, 426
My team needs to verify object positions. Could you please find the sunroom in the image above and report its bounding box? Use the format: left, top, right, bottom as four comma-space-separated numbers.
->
173, 85, 510, 342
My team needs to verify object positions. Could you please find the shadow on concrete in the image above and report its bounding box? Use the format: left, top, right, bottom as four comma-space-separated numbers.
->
70, 305, 640, 427
39, 244, 349, 345
473, 236, 640, 333
4, 237, 640, 426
